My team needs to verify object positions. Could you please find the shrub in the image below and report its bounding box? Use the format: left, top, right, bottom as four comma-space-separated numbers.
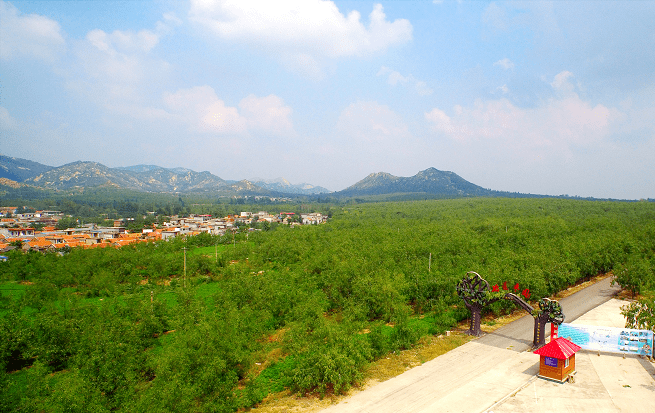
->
291, 344, 368, 396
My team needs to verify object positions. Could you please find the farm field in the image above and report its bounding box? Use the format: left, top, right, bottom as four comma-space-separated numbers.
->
1, 198, 654, 412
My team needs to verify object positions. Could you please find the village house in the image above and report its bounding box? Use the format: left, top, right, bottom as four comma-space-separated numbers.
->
0, 227, 36, 237
0, 208, 328, 250
301, 213, 327, 225
0, 218, 18, 227
0, 207, 17, 217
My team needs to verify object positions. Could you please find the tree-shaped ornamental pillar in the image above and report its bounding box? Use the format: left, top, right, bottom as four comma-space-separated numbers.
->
456, 271, 502, 336
532, 298, 565, 348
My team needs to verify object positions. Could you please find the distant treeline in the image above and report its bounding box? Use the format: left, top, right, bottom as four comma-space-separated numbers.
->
1, 185, 338, 225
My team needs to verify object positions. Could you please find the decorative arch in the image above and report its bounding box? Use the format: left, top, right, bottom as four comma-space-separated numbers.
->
456, 271, 565, 347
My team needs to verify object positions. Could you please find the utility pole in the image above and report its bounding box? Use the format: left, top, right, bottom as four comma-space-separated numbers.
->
429, 253, 432, 272
182, 247, 187, 288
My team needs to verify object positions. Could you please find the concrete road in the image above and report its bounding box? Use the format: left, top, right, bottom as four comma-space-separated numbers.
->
491, 299, 655, 413
320, 277, 628, 413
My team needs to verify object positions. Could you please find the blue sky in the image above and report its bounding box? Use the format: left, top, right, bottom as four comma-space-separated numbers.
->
1, 0, 654, 199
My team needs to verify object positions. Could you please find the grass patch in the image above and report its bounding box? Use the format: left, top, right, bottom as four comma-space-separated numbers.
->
189, 245, 227, 257
0, 282, 28, 299
195, 281, 224, 300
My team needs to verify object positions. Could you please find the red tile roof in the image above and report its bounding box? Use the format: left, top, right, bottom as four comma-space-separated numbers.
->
534, 337, 581, 359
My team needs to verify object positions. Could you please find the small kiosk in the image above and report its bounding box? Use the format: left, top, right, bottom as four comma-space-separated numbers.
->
533, 337, 580, 383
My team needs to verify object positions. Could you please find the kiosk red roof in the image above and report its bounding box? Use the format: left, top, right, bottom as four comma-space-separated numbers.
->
533, 337, 581, 359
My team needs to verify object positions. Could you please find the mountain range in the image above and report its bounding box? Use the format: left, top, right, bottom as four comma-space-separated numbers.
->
1, 154, 526, 199
0, 155, 331, 196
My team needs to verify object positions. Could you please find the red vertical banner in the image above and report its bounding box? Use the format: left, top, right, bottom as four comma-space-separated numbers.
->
551, 324, 559, 340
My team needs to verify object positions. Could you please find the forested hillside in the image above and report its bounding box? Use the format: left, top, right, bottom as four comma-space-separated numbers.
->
1, 198, 654, 412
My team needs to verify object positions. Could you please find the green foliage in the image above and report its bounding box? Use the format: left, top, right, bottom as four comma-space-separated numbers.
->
289, 319, 371, 396
613, 257, 654, 298
0, 198, 654, 411
389, 310, 423, 351
621, 296, 655, 331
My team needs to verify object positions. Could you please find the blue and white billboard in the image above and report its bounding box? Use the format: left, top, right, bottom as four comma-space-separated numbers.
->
558, 323, 653, 357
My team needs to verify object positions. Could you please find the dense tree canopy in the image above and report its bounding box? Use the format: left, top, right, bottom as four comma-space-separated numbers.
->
1, 198, 654, 412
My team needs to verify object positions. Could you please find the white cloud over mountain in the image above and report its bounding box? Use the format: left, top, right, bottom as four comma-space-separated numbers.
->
426, 71, 615, 162
163, 86, 294, 138
164, 86, 247, 134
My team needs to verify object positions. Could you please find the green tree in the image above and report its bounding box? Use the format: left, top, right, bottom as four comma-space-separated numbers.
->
613, 258, 652, 298
622, 297, 655, 331
56, 216, 79, 230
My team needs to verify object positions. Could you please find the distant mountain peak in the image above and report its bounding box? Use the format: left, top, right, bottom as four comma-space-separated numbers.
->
367, 171, 395, 179
0, 154, 53, 182
251, 176, 330, 195
337, 167, 489, 198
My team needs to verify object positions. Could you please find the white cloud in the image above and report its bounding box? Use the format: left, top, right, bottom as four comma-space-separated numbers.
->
377, 66, 433, 96
482, 2, 508, 32
162, 12, 183, 27
0, 106, 18, 130
493, 58, 514, 70
68, 18, 174, 113
238, 94, 294, 136
336, 100, 413, 161
495, 84, 509, 94
550, 70, 576, 96
414, 81, 434, 96
87, 28, 159, 54
482, 1, 559, 37
330, 100, 416, 179
190, 1, 412, 76
427, 71, 618, 155
426, 83, 615, 161
338, 101, 411, 142
423, 88, 638, 198
163, 86, 295, 138
164, 85, 247, 134
80, 30, 152, 85
378, 66, 409, 86
283, 53, 324, 80
0, 1, 65, 61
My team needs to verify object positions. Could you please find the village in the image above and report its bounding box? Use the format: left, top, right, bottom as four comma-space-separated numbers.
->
0, 206, 327, 253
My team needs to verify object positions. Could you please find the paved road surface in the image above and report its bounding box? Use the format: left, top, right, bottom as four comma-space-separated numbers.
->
320, 277, 623, 413
492, 299, 655, 413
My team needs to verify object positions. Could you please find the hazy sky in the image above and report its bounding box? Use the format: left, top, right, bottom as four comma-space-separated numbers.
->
1, 1, 654, 198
